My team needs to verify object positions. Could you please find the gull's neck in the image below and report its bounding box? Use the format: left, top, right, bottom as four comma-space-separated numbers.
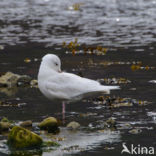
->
38, 63, 58, 81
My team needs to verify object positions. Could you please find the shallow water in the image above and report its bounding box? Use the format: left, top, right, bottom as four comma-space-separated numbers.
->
0, 0, 156, 156
1, 0, 156, 47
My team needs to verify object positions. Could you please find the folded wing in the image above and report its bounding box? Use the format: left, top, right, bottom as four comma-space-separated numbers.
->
45, 72, 119, 100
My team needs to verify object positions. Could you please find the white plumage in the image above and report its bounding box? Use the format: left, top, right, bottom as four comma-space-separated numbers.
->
38, 54, 119, 101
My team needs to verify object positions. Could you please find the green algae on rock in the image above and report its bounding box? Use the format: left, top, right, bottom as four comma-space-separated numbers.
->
0, 72, 32, 88
42, 140, 60, 147
1, 117, 10, 122
38, 117, 59, 133
0, 122, 11, 132
7, 126, 43, 149
0, 117, 12, 133
9, 150, 43, 156
67, 121, 80, 130
0, 72, 20, 87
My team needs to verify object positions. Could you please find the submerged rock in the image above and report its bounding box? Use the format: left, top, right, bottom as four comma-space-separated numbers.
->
30, 79, 38, 88
67, 121, 80, 130
0, 72, 20, 87
7, 126, 43, 149
0, 86, 18, 96
0, 117, 12, 133
42, 141, 60, 147
106, 118, 116, 125
17, 75, 32, 87
1, 117, 9, 122
38, 117, 59, 133
0, 122, 11, 132
104, 117, 116, 129
20, 120, 32, 128
118, 123, 132, 130
10, 150, 43, 156
0, 72, 32, 88
129, 128, 142, 134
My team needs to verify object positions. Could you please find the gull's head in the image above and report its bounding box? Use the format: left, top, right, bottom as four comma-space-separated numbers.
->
41, 54, 61, 73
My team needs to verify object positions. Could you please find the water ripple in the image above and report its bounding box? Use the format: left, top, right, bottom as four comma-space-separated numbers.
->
0, 0, 156, 47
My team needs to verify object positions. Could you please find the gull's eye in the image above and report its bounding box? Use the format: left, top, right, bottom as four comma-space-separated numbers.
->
55, 63, 58, 66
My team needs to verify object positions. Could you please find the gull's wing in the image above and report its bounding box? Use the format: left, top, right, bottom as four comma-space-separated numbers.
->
45, 72, 101, 100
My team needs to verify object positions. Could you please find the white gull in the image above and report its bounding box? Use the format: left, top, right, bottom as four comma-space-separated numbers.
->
38, 54, 120, 121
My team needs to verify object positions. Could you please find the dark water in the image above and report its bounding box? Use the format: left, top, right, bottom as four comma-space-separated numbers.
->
0, 0, 156, 156
1, 0, 156, 47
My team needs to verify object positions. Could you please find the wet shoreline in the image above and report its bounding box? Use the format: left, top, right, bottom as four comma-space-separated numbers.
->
0, 0, 156, 155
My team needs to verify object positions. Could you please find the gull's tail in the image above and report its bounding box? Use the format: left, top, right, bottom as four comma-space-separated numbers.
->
104, 85, 120, 90
73, 85, 120, 101
96, 85, 120, 94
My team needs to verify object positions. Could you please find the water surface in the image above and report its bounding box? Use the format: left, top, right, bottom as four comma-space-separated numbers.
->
0, 0, 156, 156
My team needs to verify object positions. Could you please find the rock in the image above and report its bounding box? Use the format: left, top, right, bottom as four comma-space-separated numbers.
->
9, 150, 42, 156
17, 75, 32, 87
104, 117, 116, 129
30, 79, 38, 88
95, 96, 105, 102
42, 141, 60, 147
1, 117, 9, 122
7, 126, 43, 149
106, 118, 116, 125
0, 72, 32, 88
0, 86, 18, 96
111, 102, 133, 108
129, 128, 142, 134
0, 122, 11, 132
79, 112, 97, 117
0, 45, 4, 50
118, 123, 132, 130
67, 121, 80, 130
38, 117, 59, 133
20, 120, 32, 128
0, 72, 20, 87
63, 145, 81, 151
0, 117, 13, 133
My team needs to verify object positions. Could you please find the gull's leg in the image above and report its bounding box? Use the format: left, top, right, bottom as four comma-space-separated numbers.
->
62, 101, 65, 124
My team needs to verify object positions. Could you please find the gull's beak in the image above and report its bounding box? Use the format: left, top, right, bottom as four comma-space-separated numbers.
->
58, 69, 62, 73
